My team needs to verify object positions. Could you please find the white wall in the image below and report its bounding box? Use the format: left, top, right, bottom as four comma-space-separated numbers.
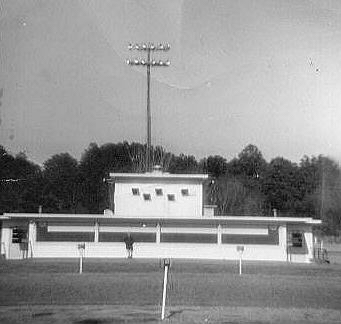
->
1, 217, 316, 263
31, 241, 288, 261
1, 221, 37, 259
114, 181, 203, 217
0, 225, 11, 259
1, 221, 28, 260
30, 224, 288, 261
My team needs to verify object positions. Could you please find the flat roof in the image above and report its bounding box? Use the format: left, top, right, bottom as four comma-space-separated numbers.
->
108, 172, 209, 182
1, 213, 321, 225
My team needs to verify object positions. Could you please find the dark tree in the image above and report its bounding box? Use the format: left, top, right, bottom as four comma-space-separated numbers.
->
200, 155, 227, 177
206, 175, 264, 216
168, 153, 199, 174
260, 157, 305, 215
78, 142, 137, 213
231, 144, 267, 178
42, 153, 79, 213
311, 156, 341, 234
2, 141, 341, 235
0, 147, 42, 213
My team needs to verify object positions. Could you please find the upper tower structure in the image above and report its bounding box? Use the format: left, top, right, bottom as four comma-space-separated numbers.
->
108, 167, 208, 218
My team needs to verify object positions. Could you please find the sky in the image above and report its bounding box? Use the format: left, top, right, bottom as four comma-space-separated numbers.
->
1, 0, 341, 165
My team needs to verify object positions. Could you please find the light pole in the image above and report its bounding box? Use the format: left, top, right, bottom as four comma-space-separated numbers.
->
126, 43, 170, 172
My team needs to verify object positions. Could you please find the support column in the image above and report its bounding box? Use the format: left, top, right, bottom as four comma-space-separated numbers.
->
304, 230, 314, 262
94, 221, 99, 243
28, 221, 37, 258
0, 225, 11, 259
217, 224, 222, 245
156, 223, 161, 244
278, 225, 287, 262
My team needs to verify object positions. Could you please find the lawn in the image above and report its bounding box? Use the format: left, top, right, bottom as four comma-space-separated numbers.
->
0, 258, 341, 323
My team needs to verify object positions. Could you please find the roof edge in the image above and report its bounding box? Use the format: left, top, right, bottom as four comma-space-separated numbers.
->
108, 172, 209, 182
2, 213, 322, 224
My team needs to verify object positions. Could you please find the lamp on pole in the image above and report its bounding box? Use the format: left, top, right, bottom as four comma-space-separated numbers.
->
126, 42, 170, 172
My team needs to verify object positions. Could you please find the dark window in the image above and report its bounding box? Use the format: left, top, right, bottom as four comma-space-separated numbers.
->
99, 232, 156, 243
167, 194, 175, 201
222, 233, 279, 245
155, 188, 163, 196
181, 189, 189, 196
132, 188, 140, 195
36, 225, 94, 242
292, 232, 303, 247
143, 193, 151, 201
12, 227, 26, 244
161, 233, 217, 244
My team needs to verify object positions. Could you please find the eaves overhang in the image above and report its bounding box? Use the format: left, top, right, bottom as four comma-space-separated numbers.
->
3, 213, 321, 226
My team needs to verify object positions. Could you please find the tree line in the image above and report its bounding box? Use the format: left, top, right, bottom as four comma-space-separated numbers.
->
1, 143, 340, 235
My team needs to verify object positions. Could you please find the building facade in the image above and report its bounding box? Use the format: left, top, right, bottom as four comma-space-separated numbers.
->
0, 169, 321, 262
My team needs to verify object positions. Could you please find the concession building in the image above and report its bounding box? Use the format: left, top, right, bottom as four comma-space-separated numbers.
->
0, 167, 321, 262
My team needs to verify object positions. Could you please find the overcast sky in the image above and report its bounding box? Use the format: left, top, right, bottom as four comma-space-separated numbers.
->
1, 0, 341, 165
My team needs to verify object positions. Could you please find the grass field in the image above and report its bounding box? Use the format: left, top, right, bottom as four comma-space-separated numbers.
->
0, 258, 341, 323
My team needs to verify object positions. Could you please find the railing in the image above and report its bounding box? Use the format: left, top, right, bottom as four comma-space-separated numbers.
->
314, 247, 330, 263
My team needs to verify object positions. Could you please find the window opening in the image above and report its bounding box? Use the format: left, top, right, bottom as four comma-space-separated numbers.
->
181, 189, 189, 196
132, 188, 140, 196
143, 193, 151, 201
291, 232, 303, 247
155, 188, 163, 196
12, 227, 27, 244
167, 194, 175, 201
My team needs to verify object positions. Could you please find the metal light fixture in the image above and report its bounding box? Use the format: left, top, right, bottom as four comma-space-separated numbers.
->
126, 42, 171, 172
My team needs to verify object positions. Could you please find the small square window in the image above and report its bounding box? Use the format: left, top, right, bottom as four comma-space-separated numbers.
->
132, 188, 140, 196
155, 188, 163, 196
167, 194, 175, 201
143, 193, 151, 201
181, 189, 189, 196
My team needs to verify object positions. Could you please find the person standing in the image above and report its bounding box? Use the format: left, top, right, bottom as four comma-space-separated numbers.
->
124, 233, 134, 258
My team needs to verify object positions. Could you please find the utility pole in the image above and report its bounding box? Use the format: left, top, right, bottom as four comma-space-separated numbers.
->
320, 163, 325, 220
126, 43, 170, 172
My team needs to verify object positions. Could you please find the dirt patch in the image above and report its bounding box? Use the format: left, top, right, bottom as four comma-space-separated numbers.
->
74, 320, 113, 324
31, 312, 54, 318
74, 314, 159, 324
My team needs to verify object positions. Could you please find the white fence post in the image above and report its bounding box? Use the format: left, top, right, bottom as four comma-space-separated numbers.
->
161, 258, 170, 320
78, 243, 85, 274
236, 246, 244, 275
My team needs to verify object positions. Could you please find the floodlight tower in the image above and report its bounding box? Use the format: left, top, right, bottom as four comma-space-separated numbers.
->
126, 42, 170, 172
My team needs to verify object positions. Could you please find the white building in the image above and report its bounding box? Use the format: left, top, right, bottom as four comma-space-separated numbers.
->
111, 168, 210, 217
0, 168, 321, 262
